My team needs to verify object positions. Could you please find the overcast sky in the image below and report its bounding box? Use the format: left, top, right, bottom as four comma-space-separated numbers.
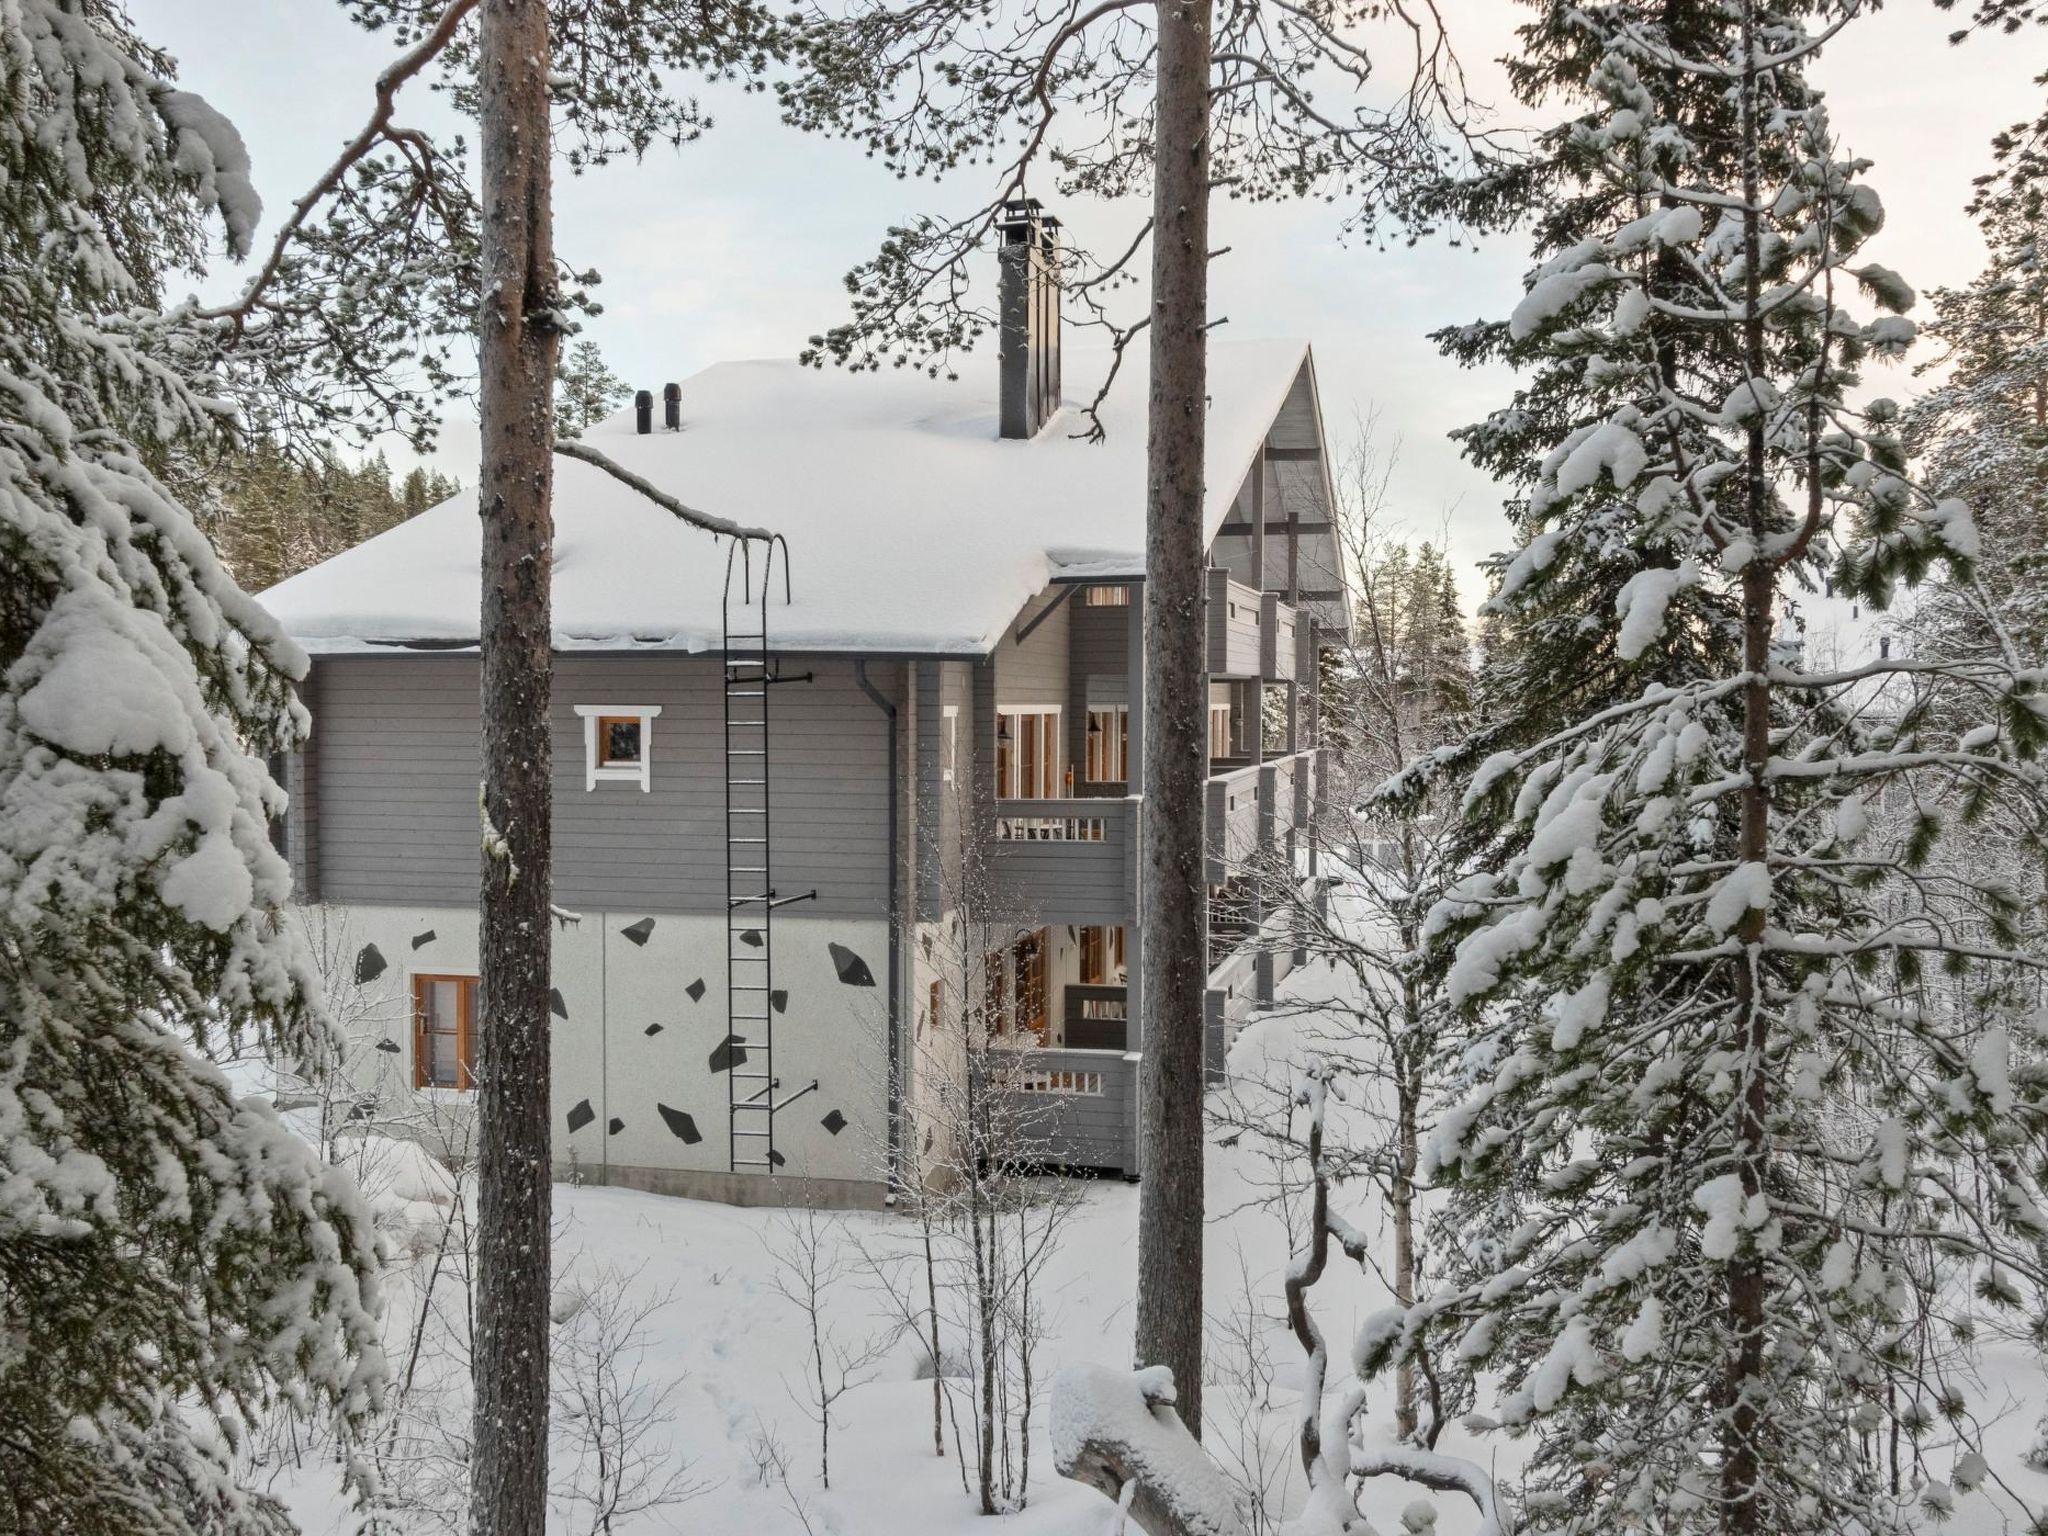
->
139, 1, 2048, 604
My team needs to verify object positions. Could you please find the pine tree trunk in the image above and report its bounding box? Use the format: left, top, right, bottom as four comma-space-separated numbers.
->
1135, 0, 1213, 1443
1722, 4, 1770, 1527
471, 3, 558, 1532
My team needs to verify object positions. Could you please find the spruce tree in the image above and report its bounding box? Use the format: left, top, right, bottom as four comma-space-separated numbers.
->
554, 339, 628, 439
1370, 5, 2048, 1533
0, 6, 385, 1532
1904, 158, 2048, 665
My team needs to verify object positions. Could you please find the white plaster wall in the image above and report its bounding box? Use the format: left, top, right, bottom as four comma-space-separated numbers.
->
298, 903, 892, 1190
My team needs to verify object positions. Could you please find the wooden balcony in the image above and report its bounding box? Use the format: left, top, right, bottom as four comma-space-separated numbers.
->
987, 796, 1136, 924
1206, 568, 1263, 677
1205, 761, 1263, 883
1064, 983, 1129, 1051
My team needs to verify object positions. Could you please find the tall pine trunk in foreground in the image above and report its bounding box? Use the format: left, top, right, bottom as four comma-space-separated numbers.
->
472, 1, 559, 1531
1135, 0, 1214, 1440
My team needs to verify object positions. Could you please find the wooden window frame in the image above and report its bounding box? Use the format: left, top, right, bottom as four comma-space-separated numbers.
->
1013, 927, 1049, 1043
1084, 584, 1131, 607
1079, 925, 1127, 986
412, 973, 477, 1090
996, 707, 1061, 800
574, 704, 663, 791
1085, 706, 1129, 784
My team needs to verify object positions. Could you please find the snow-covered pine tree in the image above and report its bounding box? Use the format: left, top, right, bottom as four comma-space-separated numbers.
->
0, 5, 385, 1533
1427, 0, 1779, 763
1904, 154, 2048, 666
1370, 4, 2048, 1533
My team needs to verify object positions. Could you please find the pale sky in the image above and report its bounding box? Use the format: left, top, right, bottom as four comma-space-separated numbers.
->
139, 0, 2048, 606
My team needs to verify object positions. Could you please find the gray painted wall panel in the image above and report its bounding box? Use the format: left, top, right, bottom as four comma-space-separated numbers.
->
312, 654, 894, 916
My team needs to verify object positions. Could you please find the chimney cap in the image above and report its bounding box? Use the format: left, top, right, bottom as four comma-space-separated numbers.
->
997, 197, 1061, 243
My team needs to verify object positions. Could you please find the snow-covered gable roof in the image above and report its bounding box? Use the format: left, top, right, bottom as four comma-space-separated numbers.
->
259, 338, 1320, 657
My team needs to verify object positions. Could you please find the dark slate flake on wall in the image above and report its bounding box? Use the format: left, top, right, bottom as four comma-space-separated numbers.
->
354, 944, 387, 985
707, 1035, 749, 1074
768, 1150, 786, 1168
685, 978, 706, 1003
410, 929, 436, 950
643, 1021, 664, 1037
375, 1038, 401, 1054
657, 1103, 703, 1144
739, 929, 763, 948
549, 987, 568, 1020
622, 917, 656, 947
608, 1117, 625, 1136
770, 989, 789, 1014
828, 942, 875, 987
821, 1109, 847, 1135
566, 1099, 595, 1134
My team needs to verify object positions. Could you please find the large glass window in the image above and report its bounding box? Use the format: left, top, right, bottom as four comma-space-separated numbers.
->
1085, 707, 1129, 783
996, 708, 1061, 799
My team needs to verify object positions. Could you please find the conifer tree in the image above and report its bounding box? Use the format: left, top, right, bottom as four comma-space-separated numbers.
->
1370, 5, 2048, 1533
555, 339, 629, 438
0, 6, 387, 1532
1904, 157, 2048, 665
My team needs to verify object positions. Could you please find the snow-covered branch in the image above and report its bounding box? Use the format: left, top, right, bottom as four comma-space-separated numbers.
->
553, 440, 775, 541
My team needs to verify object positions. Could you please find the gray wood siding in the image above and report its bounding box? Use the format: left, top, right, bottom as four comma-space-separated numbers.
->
1206, 568, 1262, 677
312, 654, 894, 916
993, 588, 1070, 710
998, 1048, 1137, 1173
986, 798, 1135, 925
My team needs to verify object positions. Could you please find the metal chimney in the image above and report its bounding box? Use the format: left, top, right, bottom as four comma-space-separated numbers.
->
663, 382, 681, 431
634, 389, 653, 434
997, 198, 1062, 440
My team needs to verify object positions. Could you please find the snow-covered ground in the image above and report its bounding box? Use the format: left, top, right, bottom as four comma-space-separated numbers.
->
252, 892, 2048, 1535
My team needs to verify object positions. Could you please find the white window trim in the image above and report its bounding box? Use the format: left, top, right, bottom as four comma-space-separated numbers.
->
941, 704, 959, 784
574, 705, 663, 792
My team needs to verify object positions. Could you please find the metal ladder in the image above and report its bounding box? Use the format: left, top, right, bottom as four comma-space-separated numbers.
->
722, 537, 816, 1172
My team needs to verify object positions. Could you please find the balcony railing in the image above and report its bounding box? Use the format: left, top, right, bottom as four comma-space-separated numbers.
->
1064, 983, 1129, 1050
1206, 568, 1264, 677
994, 811, 1108, 842
987, 796, 1135, 925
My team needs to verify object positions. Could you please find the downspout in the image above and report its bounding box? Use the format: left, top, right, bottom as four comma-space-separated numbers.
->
854, 659, 902, 1203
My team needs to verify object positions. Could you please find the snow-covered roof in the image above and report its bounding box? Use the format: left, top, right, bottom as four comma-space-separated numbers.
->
259, 338, 1320, 656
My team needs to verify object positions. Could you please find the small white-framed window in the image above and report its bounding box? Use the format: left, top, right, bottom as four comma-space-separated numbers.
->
574, 705, 663, 791
941, 704, 959, 784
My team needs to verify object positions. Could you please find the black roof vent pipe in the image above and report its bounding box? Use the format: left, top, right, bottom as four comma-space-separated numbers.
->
634, 389, 653, 434
663, 382, 681, 431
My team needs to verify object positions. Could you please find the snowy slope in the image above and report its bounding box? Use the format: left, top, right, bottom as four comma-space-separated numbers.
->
256, 340, 1312, 657
254, 890, 2048, 1535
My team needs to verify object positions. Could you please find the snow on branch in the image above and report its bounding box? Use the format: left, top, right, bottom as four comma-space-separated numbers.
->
1051, 1364, 1245, 1536
553, 441, 774, 541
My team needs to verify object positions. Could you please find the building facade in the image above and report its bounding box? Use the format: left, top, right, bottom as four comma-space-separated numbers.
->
263, 212, 1347, 1205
